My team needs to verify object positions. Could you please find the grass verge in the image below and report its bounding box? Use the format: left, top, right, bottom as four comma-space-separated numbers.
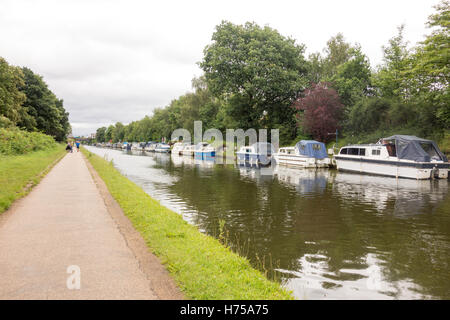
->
0, 145, 66, 213
81, 147, 294, 300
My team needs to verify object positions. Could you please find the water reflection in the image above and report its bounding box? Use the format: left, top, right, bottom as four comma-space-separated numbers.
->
85, 147, 450, 300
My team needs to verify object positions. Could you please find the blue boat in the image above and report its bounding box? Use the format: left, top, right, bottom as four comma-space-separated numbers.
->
274, 140, 330, 168
194, 142, 216, 160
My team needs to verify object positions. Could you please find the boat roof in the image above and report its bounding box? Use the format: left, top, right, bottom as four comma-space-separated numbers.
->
295, 140, 328, 159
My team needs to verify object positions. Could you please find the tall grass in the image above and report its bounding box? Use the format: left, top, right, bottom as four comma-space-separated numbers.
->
0, 127, 57, 155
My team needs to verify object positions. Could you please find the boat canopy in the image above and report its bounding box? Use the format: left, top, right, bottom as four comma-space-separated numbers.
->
383, 135, 447, 162
251, 142, 275, 155
195, 142, 210, 151
295, 140, 328, 159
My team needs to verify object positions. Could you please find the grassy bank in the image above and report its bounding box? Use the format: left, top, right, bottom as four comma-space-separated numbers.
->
81, 147, 294, 300
0, 145, 66, 213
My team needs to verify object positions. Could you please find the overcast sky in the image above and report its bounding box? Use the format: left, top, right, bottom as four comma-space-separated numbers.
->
0, 0, 441, 136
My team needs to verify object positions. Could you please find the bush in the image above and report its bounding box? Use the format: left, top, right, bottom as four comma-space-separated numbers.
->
0, 127, 57, 155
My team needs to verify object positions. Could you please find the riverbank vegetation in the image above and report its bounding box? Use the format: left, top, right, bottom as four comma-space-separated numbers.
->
0, 145, 66, 214
0, 57, 70, 142
95, 1, 449, 148
81, 147, 294, 299
0, 127, 59, 155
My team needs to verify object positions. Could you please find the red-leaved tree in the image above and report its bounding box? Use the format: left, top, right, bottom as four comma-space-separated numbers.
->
292, 82, 343, 142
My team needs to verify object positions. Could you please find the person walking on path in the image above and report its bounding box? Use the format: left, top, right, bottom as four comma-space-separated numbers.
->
75, 141, 80, 152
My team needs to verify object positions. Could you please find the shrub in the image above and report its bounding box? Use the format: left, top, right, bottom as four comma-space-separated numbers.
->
0, 127, 57, 155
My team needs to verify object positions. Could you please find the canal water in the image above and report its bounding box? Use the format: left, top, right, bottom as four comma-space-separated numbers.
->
85, 146, 450, 299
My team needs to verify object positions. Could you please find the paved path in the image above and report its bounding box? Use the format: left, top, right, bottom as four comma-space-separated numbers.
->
0, 151, 160, 299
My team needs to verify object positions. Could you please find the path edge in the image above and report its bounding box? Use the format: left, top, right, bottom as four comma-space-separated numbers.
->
82, 152, 185, 300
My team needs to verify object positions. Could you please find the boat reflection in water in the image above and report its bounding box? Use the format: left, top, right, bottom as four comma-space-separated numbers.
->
274, 166, 329, 196
171, 153, 195, 168
330, 171, 449, 216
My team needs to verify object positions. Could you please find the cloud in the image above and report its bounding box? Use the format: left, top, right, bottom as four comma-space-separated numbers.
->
0, 0, 440, 136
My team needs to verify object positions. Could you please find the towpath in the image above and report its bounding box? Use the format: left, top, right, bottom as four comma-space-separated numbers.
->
0, 150, 182, 299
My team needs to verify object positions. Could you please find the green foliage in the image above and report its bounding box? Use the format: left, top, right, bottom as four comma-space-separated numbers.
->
19, 67, 70, 141
0, 58, 28, 125
95, 4, 448, 146
200, 21, 308, 139
331, 47, 372, 107
0, 57, 70, 141
96, 126, 107, 143
0, 127, 58, 155
411, 0, 450, 127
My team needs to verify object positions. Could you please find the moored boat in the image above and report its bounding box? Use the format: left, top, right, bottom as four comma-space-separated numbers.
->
145, 142, 157, 152
181, 144, 195, 157
274, 140, 330, 168
334, 135, 449, 180
236, 142, 274, 166
172, 142, 190, 155
155, 143, 171, 153
194, 142, 216, 160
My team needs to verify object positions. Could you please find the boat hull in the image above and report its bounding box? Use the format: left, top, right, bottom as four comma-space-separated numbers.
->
237, 152, 272, 166
335, 156, 449, 179
274, 154, 320, 168
195, 151, 215, 160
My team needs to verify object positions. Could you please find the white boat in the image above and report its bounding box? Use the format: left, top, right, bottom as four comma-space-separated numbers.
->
236, 142, 274, 166
122, 142, 131, 150
172, 142, 190, 155
334, 135, 449, 180
181, 144, 195, 157
130, 142, 140, 150
194, 142, 215, 160
145, 142, 157, 152
273, 140, 331, 168
155, 143, 171, 153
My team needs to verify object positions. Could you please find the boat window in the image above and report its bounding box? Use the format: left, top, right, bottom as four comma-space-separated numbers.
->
372, 149, 381, 156
348, 148, 359, 155
340, 148, 348, 155
420, 143, 442, 161
246, 148, 251, 153
359, 148, 366, 156
312, 144, 321, 150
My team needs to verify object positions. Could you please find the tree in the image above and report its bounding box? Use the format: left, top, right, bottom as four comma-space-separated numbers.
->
372, 25, 412, 100
113, 122, 125, 142
0, 57, 29, 126
331, 47, 372, 107
19, 67, 70, 141
200, 21, 309, 137
292, 82, 343, 142
322, 33, 353, 78
96, 126, 106, 143
105, 125, 115, 142
411, 0, 450, 127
